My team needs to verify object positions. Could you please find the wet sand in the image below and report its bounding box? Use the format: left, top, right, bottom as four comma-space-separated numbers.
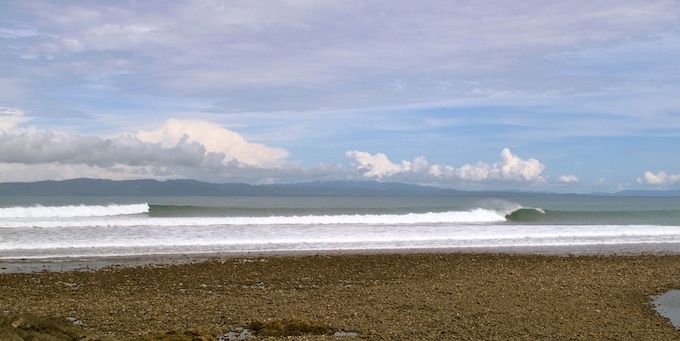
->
2, 253, 680, 340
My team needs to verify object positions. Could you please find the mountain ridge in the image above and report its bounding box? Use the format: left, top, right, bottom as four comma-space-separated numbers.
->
0, 178, 460, 196
0, 178, 678, 197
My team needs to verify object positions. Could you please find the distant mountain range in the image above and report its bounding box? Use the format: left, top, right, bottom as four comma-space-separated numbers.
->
0, 178, 678, 197
612, 189, 680, 197
0, 178, 461, 196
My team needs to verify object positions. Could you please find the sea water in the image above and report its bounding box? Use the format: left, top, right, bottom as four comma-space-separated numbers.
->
1, 195, 679, 259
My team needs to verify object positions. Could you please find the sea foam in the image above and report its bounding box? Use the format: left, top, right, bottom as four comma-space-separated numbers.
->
0, 203, 149, 219
0, 208, 507, 228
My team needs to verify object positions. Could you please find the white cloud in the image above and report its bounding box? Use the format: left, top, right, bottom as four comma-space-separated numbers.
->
0, 111, 557, 187
344, 151, 414, 179
0, 117, 338, 183
0, 108, 580, 187
0, 128, 219, 168
346, 148, 546, 183
637, 171, 680, 186
444, 148, 545, 182
428, 164, 455, 178
0, 107, 29, 131
137, 119, 288, 166
498, 148, 545, 182
411, 156, 430, 173
456, 162, 494, 181
0, 118, 290, 178
558, 174, 579, 184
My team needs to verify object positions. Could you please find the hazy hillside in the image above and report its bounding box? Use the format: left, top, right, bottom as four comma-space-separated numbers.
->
1, 178, 677, 197
0, 178, 461, 196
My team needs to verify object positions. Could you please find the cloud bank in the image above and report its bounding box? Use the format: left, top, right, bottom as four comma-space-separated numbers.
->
0, 116, 557, 186
638, 171, 680, 186
3, 112, 677, 190
0, 117, 294, 182
346, 148, 545, 183
137, 119, 288, 166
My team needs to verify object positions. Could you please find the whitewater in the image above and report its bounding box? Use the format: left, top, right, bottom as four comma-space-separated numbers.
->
1, 200, 680, 259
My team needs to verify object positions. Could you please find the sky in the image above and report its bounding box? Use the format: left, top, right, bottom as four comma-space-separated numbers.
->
1, 0, 679, 192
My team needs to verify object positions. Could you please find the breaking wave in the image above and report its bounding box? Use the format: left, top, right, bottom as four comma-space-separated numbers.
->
505, 207, 680, 224
505, 207, 547, 221
0, 208, 507, 228
4, 202, 675, 228
0, 203, 149, 219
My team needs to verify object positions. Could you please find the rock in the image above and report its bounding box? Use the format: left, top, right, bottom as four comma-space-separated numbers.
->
220, 328, 255, 340
334, 331, 359, 337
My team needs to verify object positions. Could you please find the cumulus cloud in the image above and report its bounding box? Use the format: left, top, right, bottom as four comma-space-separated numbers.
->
346, 148, 546, 182
344, 151, 415, 179
637, 171, 680, 186
0, 110, 553, 186
137, 119, 288, 166
428, 164, 455, 178
0, 128, 222, 168
0, 117, 294, 183
0, 116, 350, 183
558, 174, 579, 184
498, 148, 545, 182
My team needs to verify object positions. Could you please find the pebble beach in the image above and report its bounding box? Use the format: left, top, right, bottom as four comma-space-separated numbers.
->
2, 252, 680, 340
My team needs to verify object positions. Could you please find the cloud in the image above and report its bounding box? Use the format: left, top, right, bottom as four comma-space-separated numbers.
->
498, 148, 545, 182
4, 0, 680, 114
0, 162, 154, 182
558, 174, 579, 184
0, 112, 559, 187
136, 119, 288, 166
0, 27, 36, 39
0, 107, 29, 131
0, 118, 289, 178
344, 151, 415, 178
0, 128, 221, 168
346, 148, 545, 183
637, 171, 680, 186
428, 164, 455, 178
0, 116, 339, 183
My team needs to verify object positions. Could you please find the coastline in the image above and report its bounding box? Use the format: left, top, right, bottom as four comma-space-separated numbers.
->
2, 251, 680, 339
5, 242, 680, 274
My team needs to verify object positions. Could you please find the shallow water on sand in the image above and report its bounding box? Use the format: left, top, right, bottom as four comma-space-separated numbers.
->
653, 290, 680, 329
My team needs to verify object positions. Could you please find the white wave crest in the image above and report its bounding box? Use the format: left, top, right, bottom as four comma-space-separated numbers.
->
0, 208, 506, 228
0, 203, 149, 219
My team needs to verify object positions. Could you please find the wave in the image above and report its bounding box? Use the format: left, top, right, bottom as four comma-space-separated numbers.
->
0, 208, 507, 228
3, 202, 677, 227
505, 208, 547, 221
5, 223, 680, 259
0, 203, 149, 219
505, 208, 680, 224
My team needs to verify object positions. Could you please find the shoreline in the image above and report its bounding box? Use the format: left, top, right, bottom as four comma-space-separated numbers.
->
5, 242, 680, 273
2, 252, 680, 339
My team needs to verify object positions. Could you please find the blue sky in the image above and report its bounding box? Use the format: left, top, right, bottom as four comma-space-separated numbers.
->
1, 0, 679, 192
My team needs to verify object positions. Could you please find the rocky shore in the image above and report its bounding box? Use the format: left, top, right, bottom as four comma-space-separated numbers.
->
2, 253, 680, 340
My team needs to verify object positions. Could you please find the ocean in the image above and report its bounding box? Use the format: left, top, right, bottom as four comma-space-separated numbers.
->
1, 194, 680, 259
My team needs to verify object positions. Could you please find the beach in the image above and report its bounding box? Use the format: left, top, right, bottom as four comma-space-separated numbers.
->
2, 252, 680, 340
3, 196, 680, 339
3, 0, 680, 338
